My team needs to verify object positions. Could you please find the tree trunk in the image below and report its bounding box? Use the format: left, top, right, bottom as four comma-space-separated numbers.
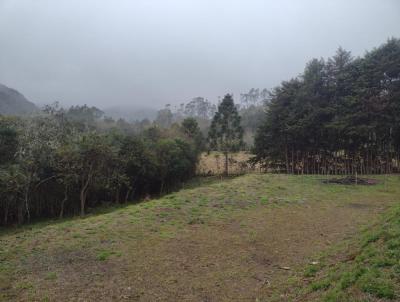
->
124, 187, 132, 203
17, 201, 24, 225
224, 152, 229, 176
80, 167, 92, 217
24, 187, 30, 223
160, 180, 164, 195
115, 188, 120, 204
291, 148, 295, 174
285, 144, 289, 174
3, 200, 9, 225
59, 186, 68, 219
79, 179, 89, 216
80, 188, 87, 217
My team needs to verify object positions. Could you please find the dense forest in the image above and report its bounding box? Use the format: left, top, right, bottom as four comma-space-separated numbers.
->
0, 105, 204, 225
254, 38, 400, 175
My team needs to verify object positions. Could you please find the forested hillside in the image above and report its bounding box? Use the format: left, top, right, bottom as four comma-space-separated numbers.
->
0, 83, 37, 115
254, 38, 400, 174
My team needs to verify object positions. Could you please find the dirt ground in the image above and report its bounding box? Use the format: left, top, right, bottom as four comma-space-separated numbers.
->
119, 203, 385, 302
0, 174, 397, 301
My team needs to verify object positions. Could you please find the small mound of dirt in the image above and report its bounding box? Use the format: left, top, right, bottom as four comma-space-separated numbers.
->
323, 176, 378, 185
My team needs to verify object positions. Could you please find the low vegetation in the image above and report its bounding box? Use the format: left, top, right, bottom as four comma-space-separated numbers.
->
0, 174, 399, 301
271, 182, 400, 301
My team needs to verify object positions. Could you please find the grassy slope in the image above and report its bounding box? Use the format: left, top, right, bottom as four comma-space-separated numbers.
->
0, 174, 399, 301
283, 191, 400, 302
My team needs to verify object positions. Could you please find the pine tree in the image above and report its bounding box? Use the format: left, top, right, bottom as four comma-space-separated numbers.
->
208, 94, 243, 175
254, 38, 400, 175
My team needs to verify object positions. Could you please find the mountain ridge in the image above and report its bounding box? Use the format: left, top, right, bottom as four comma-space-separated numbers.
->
0, 83, 37, 115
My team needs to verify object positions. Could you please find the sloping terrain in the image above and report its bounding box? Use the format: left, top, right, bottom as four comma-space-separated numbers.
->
279, 196, 400, 302
0, 83, 37, 115
0, 174, 399, 301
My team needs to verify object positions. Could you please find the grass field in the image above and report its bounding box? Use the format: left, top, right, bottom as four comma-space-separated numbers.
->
0, 174, 399, 301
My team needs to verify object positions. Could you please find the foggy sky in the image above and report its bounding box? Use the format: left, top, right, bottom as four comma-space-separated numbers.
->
0, 0, 399, 109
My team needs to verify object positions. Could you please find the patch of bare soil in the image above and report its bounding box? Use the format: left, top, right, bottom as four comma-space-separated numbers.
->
31, 199, 387, 301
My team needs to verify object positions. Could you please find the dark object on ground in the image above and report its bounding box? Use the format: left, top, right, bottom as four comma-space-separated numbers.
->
323, 176, 378, 185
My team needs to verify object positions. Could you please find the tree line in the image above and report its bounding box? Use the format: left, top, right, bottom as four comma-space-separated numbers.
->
0, 105, 204, 225
254, 38, 400, 175
154, 93, 264, 147
0, 91, 247, 226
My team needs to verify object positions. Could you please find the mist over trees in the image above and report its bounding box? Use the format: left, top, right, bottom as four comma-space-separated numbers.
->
154, 98, 216, 132
254, 38, 400, 174
154, 94, 266, 147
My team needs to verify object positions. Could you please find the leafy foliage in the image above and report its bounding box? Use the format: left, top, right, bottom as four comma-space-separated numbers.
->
0, 105, 202, 225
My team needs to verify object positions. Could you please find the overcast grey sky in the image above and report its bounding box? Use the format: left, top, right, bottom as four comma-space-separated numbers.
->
0, 0, 399, 109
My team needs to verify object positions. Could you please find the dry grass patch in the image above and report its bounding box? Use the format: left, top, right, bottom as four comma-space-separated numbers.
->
197, 151, 261, 175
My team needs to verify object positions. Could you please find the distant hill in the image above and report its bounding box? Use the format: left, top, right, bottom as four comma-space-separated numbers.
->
0, 83, 37, 115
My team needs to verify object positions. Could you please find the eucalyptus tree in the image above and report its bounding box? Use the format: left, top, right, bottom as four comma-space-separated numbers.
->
74, 133, 113, 216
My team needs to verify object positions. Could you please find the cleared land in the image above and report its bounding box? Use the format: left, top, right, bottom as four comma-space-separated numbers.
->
0, 174, 399, 301
196, 151, 260, 175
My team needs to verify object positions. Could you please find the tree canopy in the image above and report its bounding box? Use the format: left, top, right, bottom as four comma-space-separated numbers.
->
0, 105, 203, 225
254, 38, 400, 175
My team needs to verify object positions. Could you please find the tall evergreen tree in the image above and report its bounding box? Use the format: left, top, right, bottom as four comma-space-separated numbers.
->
208, 94, 243, 175
254, 38, 400, 175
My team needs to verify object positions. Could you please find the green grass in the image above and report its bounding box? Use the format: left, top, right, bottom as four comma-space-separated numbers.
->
304, 265, 321, 278
1, 174, 399, 301
301, 199, 400, 301
44, 272, 57, 280
96, 250, 114, 261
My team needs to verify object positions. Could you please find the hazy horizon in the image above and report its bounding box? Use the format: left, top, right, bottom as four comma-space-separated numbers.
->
0, 0, 399, 109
